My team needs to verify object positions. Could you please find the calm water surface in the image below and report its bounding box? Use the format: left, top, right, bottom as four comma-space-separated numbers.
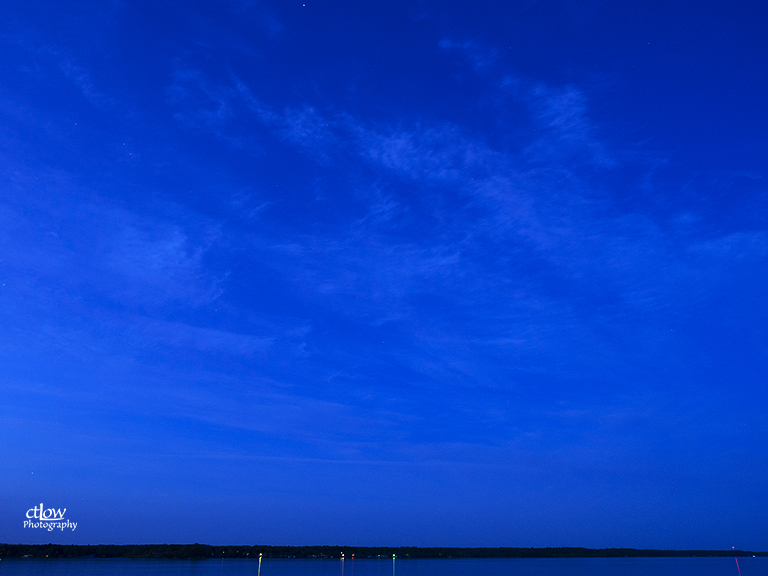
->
1, 557, 764, 576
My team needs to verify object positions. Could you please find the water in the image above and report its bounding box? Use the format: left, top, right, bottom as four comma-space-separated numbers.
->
0, 557, 764, 576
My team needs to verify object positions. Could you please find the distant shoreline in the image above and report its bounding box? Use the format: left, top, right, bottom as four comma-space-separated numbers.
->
1, 544, 765, 559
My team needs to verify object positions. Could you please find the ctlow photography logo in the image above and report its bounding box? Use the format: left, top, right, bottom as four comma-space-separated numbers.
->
24, 503, 77, 532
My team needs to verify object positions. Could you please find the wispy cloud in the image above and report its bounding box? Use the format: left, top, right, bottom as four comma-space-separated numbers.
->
105, 216, 221, 307
439, 39, 498, 72
161, 65, 768, 403
4, 41, 764, 473
503, 76, 616, 168
55, 57, 111, 108
0, 168, 223, 313
3, 33, 114, 109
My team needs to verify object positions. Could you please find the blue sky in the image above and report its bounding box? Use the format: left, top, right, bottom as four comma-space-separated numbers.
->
1, 0, 767, 550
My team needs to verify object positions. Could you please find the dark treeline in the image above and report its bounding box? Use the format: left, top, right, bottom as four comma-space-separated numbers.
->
1, 544, 764, 559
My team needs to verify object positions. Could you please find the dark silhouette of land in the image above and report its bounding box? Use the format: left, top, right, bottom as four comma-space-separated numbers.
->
1, 544, 765, 559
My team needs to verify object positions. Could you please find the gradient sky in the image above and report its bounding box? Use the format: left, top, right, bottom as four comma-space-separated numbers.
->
1, 0, 767, 550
